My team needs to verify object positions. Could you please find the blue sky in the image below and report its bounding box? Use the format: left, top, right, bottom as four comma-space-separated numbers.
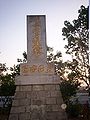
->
0, 0, 88, 67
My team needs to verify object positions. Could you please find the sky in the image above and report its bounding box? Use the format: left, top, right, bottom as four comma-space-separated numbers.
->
0, 0, 89, 67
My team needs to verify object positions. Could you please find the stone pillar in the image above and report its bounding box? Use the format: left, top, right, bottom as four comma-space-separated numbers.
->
27, 15, 47, 64
9, 15, 67, 120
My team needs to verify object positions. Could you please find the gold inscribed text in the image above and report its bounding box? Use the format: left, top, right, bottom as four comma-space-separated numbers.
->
29, 65, 37, 73
21, 65, 29, 74
38, 65, 44, 72
21, 63, 54, 75
32, 17, 42, 57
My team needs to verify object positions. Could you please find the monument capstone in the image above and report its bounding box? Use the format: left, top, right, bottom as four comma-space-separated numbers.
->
9, 15, 67, 120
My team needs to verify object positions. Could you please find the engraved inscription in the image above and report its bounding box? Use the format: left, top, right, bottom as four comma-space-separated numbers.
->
38, 65, 44, 72
20, 64, 54, 75
32, 17, 42, 57
30, 65, 37, 72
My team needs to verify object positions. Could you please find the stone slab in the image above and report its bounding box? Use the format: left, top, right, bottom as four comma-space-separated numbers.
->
27, 15, 47, 64
15, 75, 61, 85
20, 62, 55, 75
9, 84, 67, 120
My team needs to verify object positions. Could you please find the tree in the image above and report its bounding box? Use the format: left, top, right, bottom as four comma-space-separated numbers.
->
17, 51, 27, 63
62, 5, 89, 88
0, 74, 15, 96
10, 51, 27, 77
0, 63, 16, 109
0, 63, 7, 75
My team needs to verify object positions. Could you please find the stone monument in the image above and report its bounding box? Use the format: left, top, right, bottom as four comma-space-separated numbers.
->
9, 15, 67, 120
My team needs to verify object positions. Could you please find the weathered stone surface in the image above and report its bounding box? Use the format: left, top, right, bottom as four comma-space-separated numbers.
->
27, 15, 47, 64
30, 105, 46, 120
9, 84, 67, 120
31, 99, 46, 105
15, 75, 61, 85
9, 15, 67, 120
46, 98, 56, 105
19, 98, 31, 106
45, 91, 51, 97
12, 99, 19, 107
45, 111, 66, 120
20, 63, 55, 76
19, 113, 31, 120
33, 85, 44, 91
50, 91, 60, 97
9, 114, 18, 120
55, 84, 60, 90
44, 84, 56, 91
20, 85, 32, 91
14, 91, 26, 99
10, 106, 26, 113
52, 105, 61, 111
56, 97, 63, 104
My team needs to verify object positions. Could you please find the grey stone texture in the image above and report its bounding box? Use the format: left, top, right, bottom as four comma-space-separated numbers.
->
9, 15, 67, 120
27, 15, 47, 64
9, 84, 67, 120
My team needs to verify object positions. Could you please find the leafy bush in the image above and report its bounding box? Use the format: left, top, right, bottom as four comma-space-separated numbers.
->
66, 102, 82, 118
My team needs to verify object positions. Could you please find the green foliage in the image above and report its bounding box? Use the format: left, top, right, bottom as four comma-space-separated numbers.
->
0, 74, 16, 96
60, 80, 79, 103
62, 5, 89, 87
10, 64, 20, 77
0, 51, 27, 97
61, 6, 90, 118
66, 102, 82, 118
17, 51, 27, 63
0, 63, 7, 73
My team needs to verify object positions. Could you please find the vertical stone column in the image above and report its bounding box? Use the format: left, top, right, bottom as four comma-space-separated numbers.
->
27, 15, 47, 64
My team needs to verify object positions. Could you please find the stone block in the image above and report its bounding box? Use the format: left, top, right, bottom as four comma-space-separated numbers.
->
9, 114, 18, 120
12, 99, 19, 107
14, 91, 26, 99
16, 85, 32, 92
10, 107, 18, 114
33, 85, 44, 91
55, 111, 67, 120
45, 91, 51, 97
46, 98, 56, 105
31, 99, 46, 105
20, 85, 32, 91
30, 91, 40, 99
38, 91, 46, 98
55, 84, 60, 90
51, 91, 61, 97
10, 106, 26, 113
46, 105, 61, 112
44, 85, 56, 91
52, 105, 61, 111
16, 86, 20, 91
56, 98, 63, 105
46, 111, 67, 120
26, 91, 32, 98
15, 75, 61, 85
46, 111, 56, 120
19, 98, 31, 106
30, 105, 46, 120
45, 105, 52, 111
19, 113, 31, 120
26, 106, 31, 112
31, 90, 49, 98
18, 106, 26, 113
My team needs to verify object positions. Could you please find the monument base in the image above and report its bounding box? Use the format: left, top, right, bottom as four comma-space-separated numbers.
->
9, 84, 67, 120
